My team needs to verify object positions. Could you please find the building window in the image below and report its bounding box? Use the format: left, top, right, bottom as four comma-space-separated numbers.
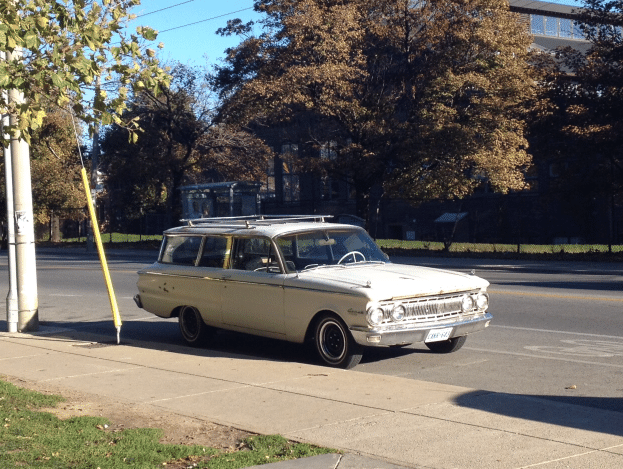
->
321, 176, 340, 200
531, 15, 545, 35
264, 157, 275, 195
281, 145, 300, 203
560, 18, 573, 38
545, 16, 557, 36
283, 172, 300, 202
530, 14, 584, 40
320, 141, 337, 160
523, 164, 539, 192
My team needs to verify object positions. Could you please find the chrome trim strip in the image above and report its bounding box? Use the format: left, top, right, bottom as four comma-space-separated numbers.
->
139, 271, 227, 281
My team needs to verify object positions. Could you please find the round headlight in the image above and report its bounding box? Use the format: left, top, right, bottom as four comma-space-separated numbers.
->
460, 294, 474, 313
367, 306, 385, 325
475, 293, 489, 311
391, 304, 405, 321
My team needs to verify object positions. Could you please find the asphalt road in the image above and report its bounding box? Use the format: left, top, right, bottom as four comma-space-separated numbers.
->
363, 256, 623, 413
1, 248, 622, 413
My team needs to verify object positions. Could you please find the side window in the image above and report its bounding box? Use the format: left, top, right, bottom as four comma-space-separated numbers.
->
198, 236, 229, 268
276, 237, 296, 273
231, 237, 280, 273
160, 236, 202, 265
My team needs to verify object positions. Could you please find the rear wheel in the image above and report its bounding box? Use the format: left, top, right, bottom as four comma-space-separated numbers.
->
314, 314, 363, 369
179, 306, 212, 346
425, 335, 466, 353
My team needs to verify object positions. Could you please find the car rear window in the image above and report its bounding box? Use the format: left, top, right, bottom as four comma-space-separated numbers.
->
160, 236, 202, 265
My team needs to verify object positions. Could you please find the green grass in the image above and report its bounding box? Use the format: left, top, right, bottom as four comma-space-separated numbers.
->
376, 239, 623, 255
40, 232, 623, 258
0, 379, 336, 469
47, 233, 163, 244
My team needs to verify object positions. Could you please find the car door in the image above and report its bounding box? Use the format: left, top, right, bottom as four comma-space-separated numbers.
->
192, 235, 231, 325
145, 235, 224, 324
221, 236, 286, 335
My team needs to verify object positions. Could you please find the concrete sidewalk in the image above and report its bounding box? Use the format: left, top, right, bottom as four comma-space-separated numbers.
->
1, 326, 622, 469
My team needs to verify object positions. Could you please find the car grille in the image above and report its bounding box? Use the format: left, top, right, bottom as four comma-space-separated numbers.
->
381, 292, 476, 324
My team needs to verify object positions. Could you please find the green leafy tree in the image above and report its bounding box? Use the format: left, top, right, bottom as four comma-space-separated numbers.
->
213, 0, 535, 220
100, 63, 272, 227
0, 109, 86, 241
30, 109, 87, 240
0, 0, 170, 144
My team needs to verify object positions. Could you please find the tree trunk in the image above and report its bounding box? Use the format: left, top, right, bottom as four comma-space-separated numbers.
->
166, 169, 185, 227
50, 211, 61, 243
353, 178, 372, 231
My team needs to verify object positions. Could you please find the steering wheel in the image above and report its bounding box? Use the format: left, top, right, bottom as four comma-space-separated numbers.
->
337, 251, 365, 264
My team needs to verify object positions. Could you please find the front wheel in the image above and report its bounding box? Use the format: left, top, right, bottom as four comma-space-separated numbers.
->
314, 315, 363, 369
179, 306, 212, 346
425, 335, 466, 353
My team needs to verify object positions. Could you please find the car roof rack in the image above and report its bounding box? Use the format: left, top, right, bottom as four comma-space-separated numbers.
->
182, 215, 334, 229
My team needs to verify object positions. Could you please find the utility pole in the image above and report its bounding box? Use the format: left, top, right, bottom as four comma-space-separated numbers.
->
1, 52, 18, 332
6, 47, 39, 332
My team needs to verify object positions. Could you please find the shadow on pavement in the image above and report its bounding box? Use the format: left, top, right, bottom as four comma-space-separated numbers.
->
1, 317, 422, 368
454, 390, 623, 437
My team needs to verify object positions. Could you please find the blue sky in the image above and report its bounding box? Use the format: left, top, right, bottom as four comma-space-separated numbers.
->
131, 0, 260, 68
130, 0, 583, 68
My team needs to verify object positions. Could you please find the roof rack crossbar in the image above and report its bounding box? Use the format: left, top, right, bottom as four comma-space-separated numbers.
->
181, 215, 333, 228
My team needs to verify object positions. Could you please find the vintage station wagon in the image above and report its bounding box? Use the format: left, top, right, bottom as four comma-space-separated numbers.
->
134, 215, 492, 368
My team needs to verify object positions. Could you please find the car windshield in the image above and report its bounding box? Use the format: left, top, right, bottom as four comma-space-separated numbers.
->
275, 228, 389, 273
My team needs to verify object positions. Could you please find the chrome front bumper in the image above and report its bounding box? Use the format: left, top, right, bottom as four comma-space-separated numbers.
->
350, 312, 493, 347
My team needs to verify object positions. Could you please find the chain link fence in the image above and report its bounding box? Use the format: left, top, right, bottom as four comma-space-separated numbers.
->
371, 191, 623, 257
376, 239, 623, 256
35, 210, 167, 245
34, 199, 623, 259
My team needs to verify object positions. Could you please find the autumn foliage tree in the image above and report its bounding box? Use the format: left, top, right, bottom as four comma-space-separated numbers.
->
213, 0, 536, 220
100, 63, 272, 227
527, 0, 623, 242
564, 0, 623, 196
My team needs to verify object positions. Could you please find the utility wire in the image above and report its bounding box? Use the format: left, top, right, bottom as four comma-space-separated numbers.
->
159, 7, 254, 33
135, 0, 197, 18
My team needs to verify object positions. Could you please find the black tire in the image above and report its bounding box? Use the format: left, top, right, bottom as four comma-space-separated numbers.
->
179, 306, 211, 346
425, 335, 466, 353
314, 314, 363, 369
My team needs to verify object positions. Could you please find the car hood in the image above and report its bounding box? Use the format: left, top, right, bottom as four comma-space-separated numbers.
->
293, 263, 489, 300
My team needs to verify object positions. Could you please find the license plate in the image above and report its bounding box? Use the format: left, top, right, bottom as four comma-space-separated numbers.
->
425, 327, 453, 343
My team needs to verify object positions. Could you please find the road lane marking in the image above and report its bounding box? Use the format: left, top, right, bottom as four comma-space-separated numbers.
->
465, 347, 623, 368
489, 288, 623, 302
491, 325, 623, 340
525, 339, 623, 358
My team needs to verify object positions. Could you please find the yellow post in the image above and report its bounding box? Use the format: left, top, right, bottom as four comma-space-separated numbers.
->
80, 167, 122, 343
